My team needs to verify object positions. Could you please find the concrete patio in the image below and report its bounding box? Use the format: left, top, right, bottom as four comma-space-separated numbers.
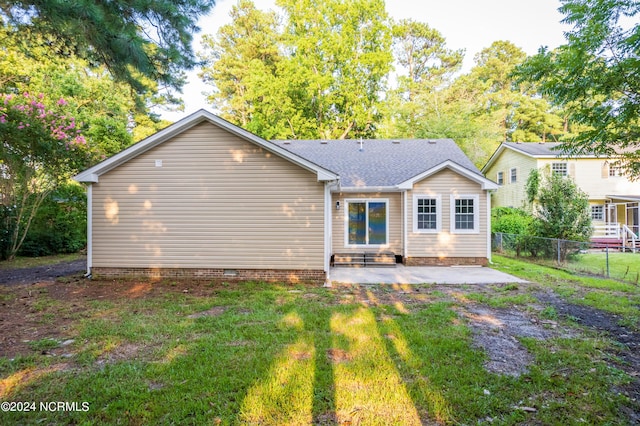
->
329, 264, 527, 285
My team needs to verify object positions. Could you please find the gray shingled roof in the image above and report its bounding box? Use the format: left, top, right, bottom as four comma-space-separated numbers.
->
272, 139, 481, 187
503, 142, 567, 156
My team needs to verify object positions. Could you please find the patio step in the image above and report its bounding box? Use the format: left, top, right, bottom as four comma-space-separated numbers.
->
333, 252, 396, 268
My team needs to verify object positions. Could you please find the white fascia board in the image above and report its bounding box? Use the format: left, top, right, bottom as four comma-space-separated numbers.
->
481, 144, 507, 174
398, 160, 499, 190
73, 109, 338, 183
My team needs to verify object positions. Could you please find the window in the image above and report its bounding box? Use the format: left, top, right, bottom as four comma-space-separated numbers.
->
609, 165, 623, 177
552, 162, 568, 177
450, 195, 480, 233
497, 171, 504, 185
345, 199, 388, 246
413, 195, 441, 233
591, 205, 604, 221
510, 168, 517, 183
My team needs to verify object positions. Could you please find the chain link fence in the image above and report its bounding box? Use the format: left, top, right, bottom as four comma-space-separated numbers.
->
492, 232, 640, 284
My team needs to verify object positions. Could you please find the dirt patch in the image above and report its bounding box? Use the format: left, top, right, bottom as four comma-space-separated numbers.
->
187, 306, 227, 318
327, 348, 351, 363
460, 307, 541, 377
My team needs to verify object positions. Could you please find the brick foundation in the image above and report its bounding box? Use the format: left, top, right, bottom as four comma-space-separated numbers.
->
91, 267, 326, 284
405, 257, 488, 267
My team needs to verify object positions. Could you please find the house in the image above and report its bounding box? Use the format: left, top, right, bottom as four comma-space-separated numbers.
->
74, 110, 498, 284
482, 142, 640, 245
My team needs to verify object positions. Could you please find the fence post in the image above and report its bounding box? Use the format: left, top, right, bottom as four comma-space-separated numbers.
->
606, 245, 610, 278
557, 238, 561, 265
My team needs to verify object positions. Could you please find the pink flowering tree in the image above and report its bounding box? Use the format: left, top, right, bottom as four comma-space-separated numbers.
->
1, 92, 88, 260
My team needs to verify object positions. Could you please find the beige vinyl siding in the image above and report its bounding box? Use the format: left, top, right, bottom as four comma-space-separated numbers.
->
484, 148, 538, 209
331, 192, 402, 254
407, 169, 487, 258
92, 121, 325, 270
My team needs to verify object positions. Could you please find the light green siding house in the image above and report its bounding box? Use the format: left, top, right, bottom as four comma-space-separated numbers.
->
482, 142, 640, 243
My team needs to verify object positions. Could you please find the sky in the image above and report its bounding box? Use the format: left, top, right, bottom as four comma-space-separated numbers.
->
160, 0, 572, 121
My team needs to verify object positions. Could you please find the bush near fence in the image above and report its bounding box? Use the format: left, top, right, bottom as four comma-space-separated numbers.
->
492, 232, 640, 284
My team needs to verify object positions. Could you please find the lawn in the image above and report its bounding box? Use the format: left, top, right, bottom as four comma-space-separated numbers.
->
495, 248, 640, 285
567, 251, 640, 284
0, 268, 638, 424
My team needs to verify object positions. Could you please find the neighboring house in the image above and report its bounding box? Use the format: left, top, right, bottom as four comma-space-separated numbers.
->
482, 142, 640, 244
74, 110, 498, 283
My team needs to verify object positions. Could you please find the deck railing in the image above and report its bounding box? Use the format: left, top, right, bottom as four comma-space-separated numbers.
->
592, 223, 620, 239
622, 224, 638, 253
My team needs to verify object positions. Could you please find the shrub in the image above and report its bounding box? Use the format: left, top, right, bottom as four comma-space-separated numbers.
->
18, 183, 86, 257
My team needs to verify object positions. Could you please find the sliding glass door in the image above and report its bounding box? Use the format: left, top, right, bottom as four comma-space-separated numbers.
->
346, 200, 388, 246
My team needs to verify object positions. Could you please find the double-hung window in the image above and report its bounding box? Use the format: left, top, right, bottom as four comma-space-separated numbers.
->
345, 199, 388, 246
510, 168, 517, 183
609, 165, 622, 177
552, 162, 568, 177
497, 171, 504, 185
591, 205, 604, 221
450, 195, 479, 233
413, 195, 441, 233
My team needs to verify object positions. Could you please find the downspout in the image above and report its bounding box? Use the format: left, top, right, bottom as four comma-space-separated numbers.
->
403, 190, 408, 262
85, 184, 93, 277
323, 180, 336, 287
487, 190, 493, 265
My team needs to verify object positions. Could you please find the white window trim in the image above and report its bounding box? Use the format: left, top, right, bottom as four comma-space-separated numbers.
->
450, 194, 480, 234
510, 168, 517, 183
413, 194, 441, 233
591, 205, 604, 221
497, 171, 504, 185
344, 198, 390, 248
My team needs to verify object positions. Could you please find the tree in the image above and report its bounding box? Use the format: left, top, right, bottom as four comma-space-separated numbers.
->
380, 19, 464, 139
391, 19, 464, 101
199, 0, 283, 134
0, 27, 170, 161
200, 0, 393, 139
0, 0, 216, 92
516, 0, 640, 177
525, 168, 592, 260
1, 92, 88, 259
277, 0, 392, 139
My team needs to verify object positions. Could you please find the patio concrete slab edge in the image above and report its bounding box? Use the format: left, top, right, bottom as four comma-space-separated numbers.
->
330, 265, 528, 285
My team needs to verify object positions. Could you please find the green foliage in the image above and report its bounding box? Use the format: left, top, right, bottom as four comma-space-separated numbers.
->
0, 27, 169, 161
525, 168, 592, 260
491, 207, 544, 257
18, 183, 86, 257
200, 0, 393, 139
515, 0, 640, 177
491, 207, 534, 235
0, 0, 216, 93
0, 92, 88, 259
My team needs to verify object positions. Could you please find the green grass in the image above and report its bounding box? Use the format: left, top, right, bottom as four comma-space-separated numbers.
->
492, 255, 640, 329
0, 279, 635, 424
0, 252, 84, 270
466, 283, 537, 308
567, 251, 640, 284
